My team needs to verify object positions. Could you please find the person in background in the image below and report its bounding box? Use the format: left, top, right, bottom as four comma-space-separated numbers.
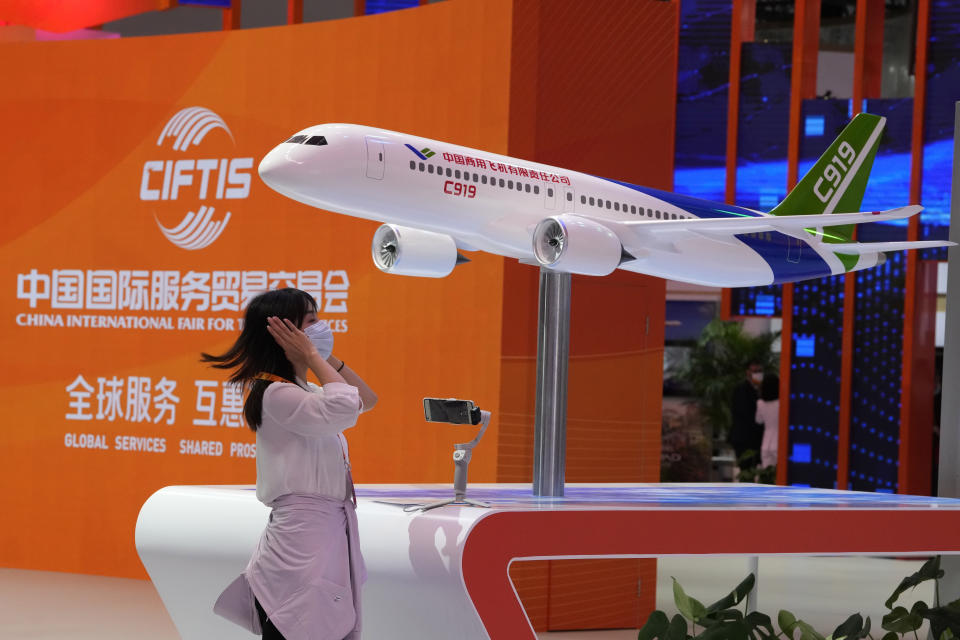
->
729, 361, 765, 468
756, 373, 780, 469
205, 288, 377, 640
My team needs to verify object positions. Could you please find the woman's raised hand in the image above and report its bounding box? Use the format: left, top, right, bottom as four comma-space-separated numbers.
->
266, 316, 319, 369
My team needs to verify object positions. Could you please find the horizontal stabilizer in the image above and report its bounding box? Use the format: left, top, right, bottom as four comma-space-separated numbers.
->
829, 240, 955, 255
610, 205, 922, 235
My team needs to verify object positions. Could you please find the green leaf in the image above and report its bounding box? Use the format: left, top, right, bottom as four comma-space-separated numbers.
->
832, 613, 864, 640
849, 616, 872, 640
667, 614, 690, 640
881, 605, 923, 633
940, 628, 956, 640
694, 623, 729, 640
778, 610, 798, 637
699, 608, 744, 626
696, 621, 748, 640
795, 620, 826, 640
743, 611, 777, 639
880, 634, 899, 640
885, 556, 944, 609
920, 597, 960, 640
638, 610, 671, 640
673, 577, 707, 622
705, 574, 756, 613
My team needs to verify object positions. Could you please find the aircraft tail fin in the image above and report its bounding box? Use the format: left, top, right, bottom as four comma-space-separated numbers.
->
769, 112, 885, 250
770, 112, 885, 218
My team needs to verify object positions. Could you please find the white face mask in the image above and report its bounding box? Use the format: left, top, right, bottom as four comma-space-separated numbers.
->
304, 320, 334, 360
751, 372, 764, 384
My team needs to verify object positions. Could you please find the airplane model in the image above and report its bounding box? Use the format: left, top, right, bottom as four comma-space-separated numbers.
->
257, 113, 952, 287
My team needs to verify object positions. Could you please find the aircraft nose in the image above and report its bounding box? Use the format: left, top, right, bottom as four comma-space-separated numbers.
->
258, 140, 327, 196
258, 147, 287, 190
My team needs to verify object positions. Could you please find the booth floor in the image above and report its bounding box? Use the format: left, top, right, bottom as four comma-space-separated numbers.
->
1, 556, 933, 639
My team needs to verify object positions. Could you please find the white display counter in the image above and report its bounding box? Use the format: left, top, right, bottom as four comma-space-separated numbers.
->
136, 483, 960, 639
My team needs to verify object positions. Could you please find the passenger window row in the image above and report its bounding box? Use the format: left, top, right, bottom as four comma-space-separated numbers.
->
409, 161, 544, 195
579, 194, 687, 220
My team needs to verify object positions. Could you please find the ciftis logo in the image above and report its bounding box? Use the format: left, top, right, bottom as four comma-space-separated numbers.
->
139, 107, 255, 250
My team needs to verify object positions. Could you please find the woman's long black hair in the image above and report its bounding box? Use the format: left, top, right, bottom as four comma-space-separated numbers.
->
201, 288, 318, 431
760, 373, 780, 402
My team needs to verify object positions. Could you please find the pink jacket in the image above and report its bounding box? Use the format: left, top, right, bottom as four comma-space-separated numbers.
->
214, 381, 366, 639
214, 492, 366, 640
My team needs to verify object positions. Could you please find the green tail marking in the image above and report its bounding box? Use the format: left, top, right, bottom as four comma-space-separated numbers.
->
769, 112, 885, 270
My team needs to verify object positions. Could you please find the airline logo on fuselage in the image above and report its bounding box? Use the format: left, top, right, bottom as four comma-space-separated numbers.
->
405, 141, 571, 186
405, 144, 436, 159
139, 107, 255, 250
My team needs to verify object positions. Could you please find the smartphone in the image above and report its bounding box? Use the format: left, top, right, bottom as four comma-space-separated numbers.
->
423, 398, 478, 424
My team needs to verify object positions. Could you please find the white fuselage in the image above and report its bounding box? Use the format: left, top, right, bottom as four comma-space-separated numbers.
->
258, 124, 863, 287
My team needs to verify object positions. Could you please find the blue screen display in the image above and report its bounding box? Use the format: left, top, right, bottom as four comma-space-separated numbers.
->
804, 115, 825, 137
754, 294, 776, 315
673, 0, 733, 203
919, 1, 960, 257
795, 334, 816, 358
849, 252, 905, 493
734, 42, 792, 210
731, 284, 782, 317
787, 276, 844, 488
791, 443, 812, 464
179, 0, 231, 6
797, 99, 851, 195
726, 42, 793, 318
365, 0, 419, 14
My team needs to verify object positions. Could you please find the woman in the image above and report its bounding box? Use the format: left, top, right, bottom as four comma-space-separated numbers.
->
755, 373, 779, 469
206, 288, 377, 640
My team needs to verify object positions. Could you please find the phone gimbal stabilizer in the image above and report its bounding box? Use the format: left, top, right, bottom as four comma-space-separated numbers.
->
404, 398, 491, 512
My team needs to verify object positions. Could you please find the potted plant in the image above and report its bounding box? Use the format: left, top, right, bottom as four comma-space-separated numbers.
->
673, 319, 779, 481
639, 556, 960, 639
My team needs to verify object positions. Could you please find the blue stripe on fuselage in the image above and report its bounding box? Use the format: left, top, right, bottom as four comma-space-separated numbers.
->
601, 177, 763, 219
600, 177, 832, 284
735, 233, 833, 283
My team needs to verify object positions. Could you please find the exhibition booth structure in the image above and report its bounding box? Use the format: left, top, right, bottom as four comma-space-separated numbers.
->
137, 483, 960, 639
6, 0, 960, 636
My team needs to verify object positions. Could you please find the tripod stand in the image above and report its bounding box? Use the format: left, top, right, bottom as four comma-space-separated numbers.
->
405, 410, 491, 512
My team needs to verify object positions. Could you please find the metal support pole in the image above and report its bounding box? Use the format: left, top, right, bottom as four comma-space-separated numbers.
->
937, 101, 960, 606
745, 556, 759, 613
533, 268, 571, 497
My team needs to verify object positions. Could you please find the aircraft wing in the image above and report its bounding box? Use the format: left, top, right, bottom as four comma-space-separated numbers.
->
607, 205, 922, 235
828, 240, 954, 254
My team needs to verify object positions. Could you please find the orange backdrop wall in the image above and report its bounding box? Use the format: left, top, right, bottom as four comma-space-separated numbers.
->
0, 0, 514, 579
0, 3, 674, 632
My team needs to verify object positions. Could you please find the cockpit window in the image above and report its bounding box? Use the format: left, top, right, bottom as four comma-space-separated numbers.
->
305, 135, 328, 146
286, 134, 308, 144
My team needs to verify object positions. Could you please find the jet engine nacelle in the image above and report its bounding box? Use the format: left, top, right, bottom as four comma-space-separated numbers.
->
532, 214, 627, 276
371, 224, 461, 278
